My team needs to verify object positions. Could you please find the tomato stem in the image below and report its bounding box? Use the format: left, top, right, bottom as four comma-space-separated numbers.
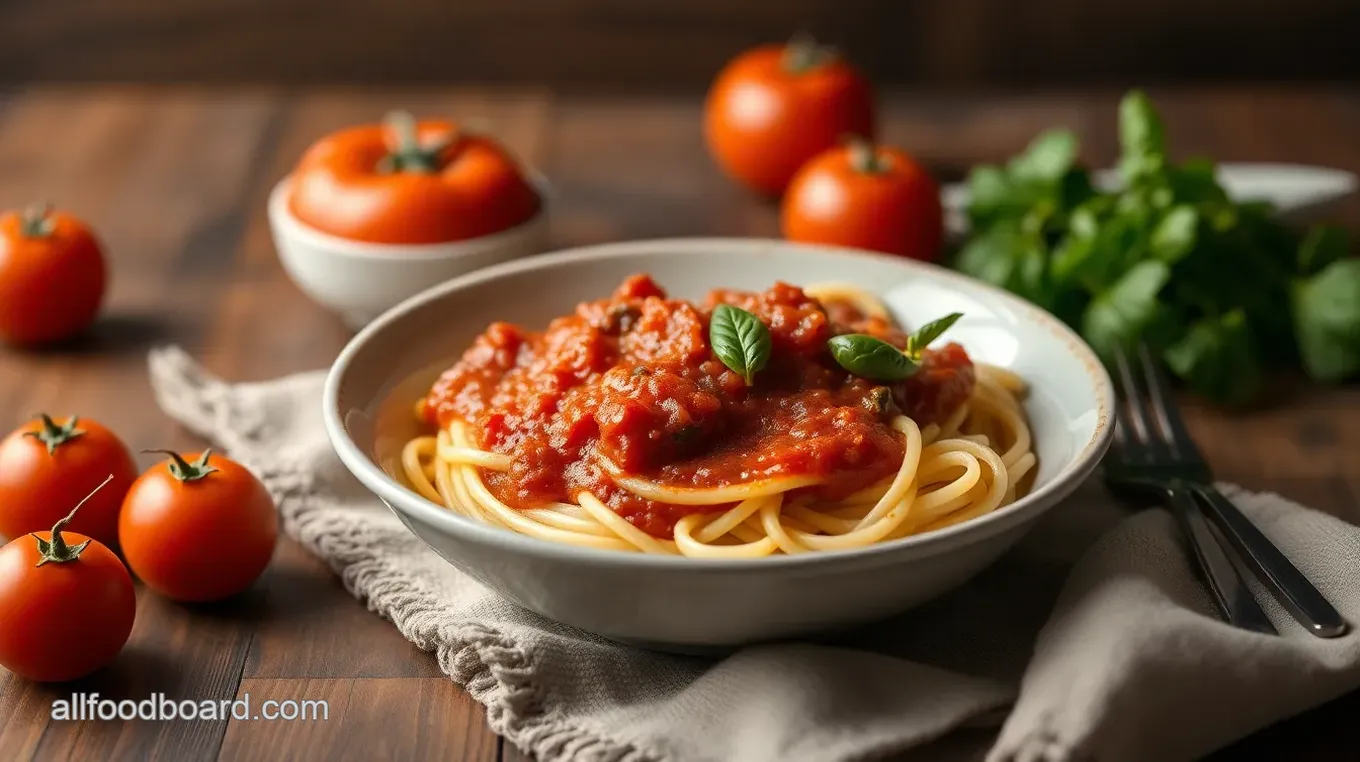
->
23, 413, 86, 455
31, 474, 114, 567
143, 448, 219, 482
378, 111, 455, 175
845, 136, 888, 175
19, 202, 56, 238
782, 32, 835, 74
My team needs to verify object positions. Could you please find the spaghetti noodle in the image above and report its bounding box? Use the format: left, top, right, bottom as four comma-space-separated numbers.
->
400, 275, 1035, 557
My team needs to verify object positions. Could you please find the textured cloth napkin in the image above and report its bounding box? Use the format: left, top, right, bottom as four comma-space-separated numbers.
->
147, 346, 1360, 762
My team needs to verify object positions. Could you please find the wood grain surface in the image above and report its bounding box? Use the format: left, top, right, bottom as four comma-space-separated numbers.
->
0, 86, 1357, 761
4, 0, 1359, 89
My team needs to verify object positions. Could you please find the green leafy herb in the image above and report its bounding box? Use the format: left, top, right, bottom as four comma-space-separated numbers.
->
709, 304, 772, 385
1164, 311, 1261, 405
830, 312, 965, 381
956, 225, 1056, 310
965, 129, 1091, 233
1293, 259, 1360, 383
1007, 130, 1078, 184
1082, 260, 1173, 362
1150, 205, 1198, 263
1118, 90, 1166, 183
952, 88, 1358, 403
1297, 226, 1350, 276
828, 334, 918, 381
1167, 158, 1228, 206
907, 313, 964, 355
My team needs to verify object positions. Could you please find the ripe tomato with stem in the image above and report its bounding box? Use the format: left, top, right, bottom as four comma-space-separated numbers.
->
0, 475, 137, 683
288, 111, 541, 244
119, 450, 278, 603
0, 414, 138, 548
0, 204, 107, 345
782, 137, 944, 261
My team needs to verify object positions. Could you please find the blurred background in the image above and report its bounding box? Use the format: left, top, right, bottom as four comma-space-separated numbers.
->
5, 0, 1358, 91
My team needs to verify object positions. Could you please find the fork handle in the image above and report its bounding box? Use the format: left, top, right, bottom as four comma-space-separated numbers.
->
1191, 484, 1349, 638
1164, 486, 1277, 635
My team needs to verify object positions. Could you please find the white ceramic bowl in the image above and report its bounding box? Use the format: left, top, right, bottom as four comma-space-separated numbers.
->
268, 177, 550, 328
323, 238, 1114, 648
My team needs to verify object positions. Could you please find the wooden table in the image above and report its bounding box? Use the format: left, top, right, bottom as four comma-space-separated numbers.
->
0, 86, 1357, 761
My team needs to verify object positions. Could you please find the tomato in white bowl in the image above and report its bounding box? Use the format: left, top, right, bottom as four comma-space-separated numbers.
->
270, 112, 550, 328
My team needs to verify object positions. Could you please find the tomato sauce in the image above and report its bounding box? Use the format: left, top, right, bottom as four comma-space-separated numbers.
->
423, 275, 975, 538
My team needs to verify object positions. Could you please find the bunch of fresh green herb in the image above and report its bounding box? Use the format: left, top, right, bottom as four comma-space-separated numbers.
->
953, 90, 1359, 404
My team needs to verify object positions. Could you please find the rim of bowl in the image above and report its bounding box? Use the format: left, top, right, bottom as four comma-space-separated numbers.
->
268, 173, 552, 261
323, 238, 1115, 570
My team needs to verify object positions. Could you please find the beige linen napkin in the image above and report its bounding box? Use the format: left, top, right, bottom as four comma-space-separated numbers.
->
147, 346, 1360, 762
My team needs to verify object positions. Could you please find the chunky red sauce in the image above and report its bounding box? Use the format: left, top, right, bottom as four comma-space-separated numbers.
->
423, 275, 975, 537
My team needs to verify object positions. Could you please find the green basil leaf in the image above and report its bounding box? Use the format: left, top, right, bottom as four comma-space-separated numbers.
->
1164, 310, 1261, 405
907, 312, 964, 356
1117, 90, 1167, 183
1013, 241, 1054, 309
1067, 214, 1145, 295
1082, 260, 1173, 362
1297, 225, 1350, 277
954, 224, 1023, 288
828, 334, 919, 382
1051, 233, 1095, 287
954, 226, 1055, 309
965, 165, 1015, 227
1007, 129, 1078, 184
1151, 205, 1199, 263
1292, 259, 1360, 383
709, 304, 772, 385
1167, 158, 1228, 205
1057, 166, 1098, 212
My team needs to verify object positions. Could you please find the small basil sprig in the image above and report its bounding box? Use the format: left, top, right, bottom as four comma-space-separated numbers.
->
828, 335, 917, 381
905, 313, 964, 355
710, 304, 772, 385
829, 312, 964, 381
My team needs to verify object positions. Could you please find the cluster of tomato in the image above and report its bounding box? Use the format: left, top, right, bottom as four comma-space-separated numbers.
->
704, 36, 944, 262
0, 415, 278, 683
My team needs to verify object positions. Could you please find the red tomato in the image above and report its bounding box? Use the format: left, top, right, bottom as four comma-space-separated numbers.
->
119, 450, 278, 602
0, 415, 138, 548
781, 139, 944, 261
288, 111, 541, 244
0, 476, 136, 682
704, 36, 875, 197
0, 205, 107, 345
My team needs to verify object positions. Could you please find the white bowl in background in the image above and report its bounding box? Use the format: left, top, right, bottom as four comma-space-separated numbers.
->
322, 238, 1114, 648
268, 177, 550, 328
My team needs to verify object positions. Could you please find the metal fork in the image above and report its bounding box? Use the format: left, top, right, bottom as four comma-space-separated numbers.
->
1104, 346, 1274, 633
1105, 343, 1348, 638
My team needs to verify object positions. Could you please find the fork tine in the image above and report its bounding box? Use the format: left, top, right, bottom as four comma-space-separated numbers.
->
1135, 342, 1201, 461
1111, 345, 1154, 445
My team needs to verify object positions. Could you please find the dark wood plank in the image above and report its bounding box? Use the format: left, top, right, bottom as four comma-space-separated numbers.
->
3, 0, 1358, 89
218, 679, 498, 762
0, 87, 287, 762
30, 591, 256, 762
0, 672, 51, 762
242, 540, 447, 680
